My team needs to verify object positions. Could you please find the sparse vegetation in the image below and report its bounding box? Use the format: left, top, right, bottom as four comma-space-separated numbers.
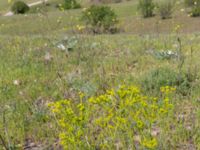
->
1, 0, 200, 149
157, 0, 174, 19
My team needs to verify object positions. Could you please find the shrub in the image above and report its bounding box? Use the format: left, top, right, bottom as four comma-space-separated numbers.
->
184, 0, 200, 17
141, 67, 193, 96
11, 1, 30, 14
90, 0, 122, 4
184, 0, 199, 7
138, 0, 155, 18
157, 0, 174, 19
191, 3, 200, 17
49, 85, 175, 149
63, 0, 81, 9
191, 6, 200, 17
101, 0, 122, 3
113, 0, 122, 3
81, 5, 118, 33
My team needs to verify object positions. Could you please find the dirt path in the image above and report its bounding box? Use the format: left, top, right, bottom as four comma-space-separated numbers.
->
4, 0, 48, 16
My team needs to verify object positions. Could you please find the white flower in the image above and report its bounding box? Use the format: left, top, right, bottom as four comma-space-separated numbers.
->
180, 9, 185, 12
13, 80, 20, 86
57, 44, 66, 50
167, 50, 173, 55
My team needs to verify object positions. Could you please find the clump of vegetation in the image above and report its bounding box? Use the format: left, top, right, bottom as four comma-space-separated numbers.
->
157, 0, 174, 19
11, 1, 30, 14
184, 0, 200, 17
150, 50, 178, 60
191, 3, 200, 17
141, 67, 194, 95
63, 0, 81, 9
112, 0, 122, 3
49, 85, 175, 149
81, 5, 118, 33
90, 0, 122, 4
98, 0, 122, 4
138, 0, 155, 18
184, 0, 198, 7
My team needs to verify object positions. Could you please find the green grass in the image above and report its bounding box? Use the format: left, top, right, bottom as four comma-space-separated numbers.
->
0, 0, 200, 36
0, 1, 10, 13
1, 34, 200, 149
0, 0, 200, 149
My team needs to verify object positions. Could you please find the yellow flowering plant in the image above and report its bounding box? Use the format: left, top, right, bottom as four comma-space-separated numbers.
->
48, 85, 175, 149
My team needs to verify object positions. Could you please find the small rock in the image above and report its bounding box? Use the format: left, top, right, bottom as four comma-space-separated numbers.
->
44, 52, 53, 63
13, 80, 20, 86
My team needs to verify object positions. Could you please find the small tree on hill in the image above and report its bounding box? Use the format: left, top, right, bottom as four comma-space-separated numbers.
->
81, 5, 118, 33
11, 1, 30, 14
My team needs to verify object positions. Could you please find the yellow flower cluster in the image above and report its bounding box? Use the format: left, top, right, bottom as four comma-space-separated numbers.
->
76, 25, 85, 31
160, 86, 176, 94
141, 137, 158, 149
173, 24, 182, 33
49, 85, 175, 149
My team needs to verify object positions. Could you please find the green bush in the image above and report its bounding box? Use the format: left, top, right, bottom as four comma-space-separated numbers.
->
138, 0, 155, 18
63, 0, 81, 9
81, 5, 118, 33
100, 0, 122, 3
11, 1, 30, 14
184, 0, 199, 7
191, 3, 200, 17
184, 0, 200, 17
90, 0, 122, 4
141, 67, 193, 95
157, 0, 174, 19
191, 7, 200, 16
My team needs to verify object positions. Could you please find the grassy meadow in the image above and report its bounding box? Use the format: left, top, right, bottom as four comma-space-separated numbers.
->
0, 0, 200, 149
